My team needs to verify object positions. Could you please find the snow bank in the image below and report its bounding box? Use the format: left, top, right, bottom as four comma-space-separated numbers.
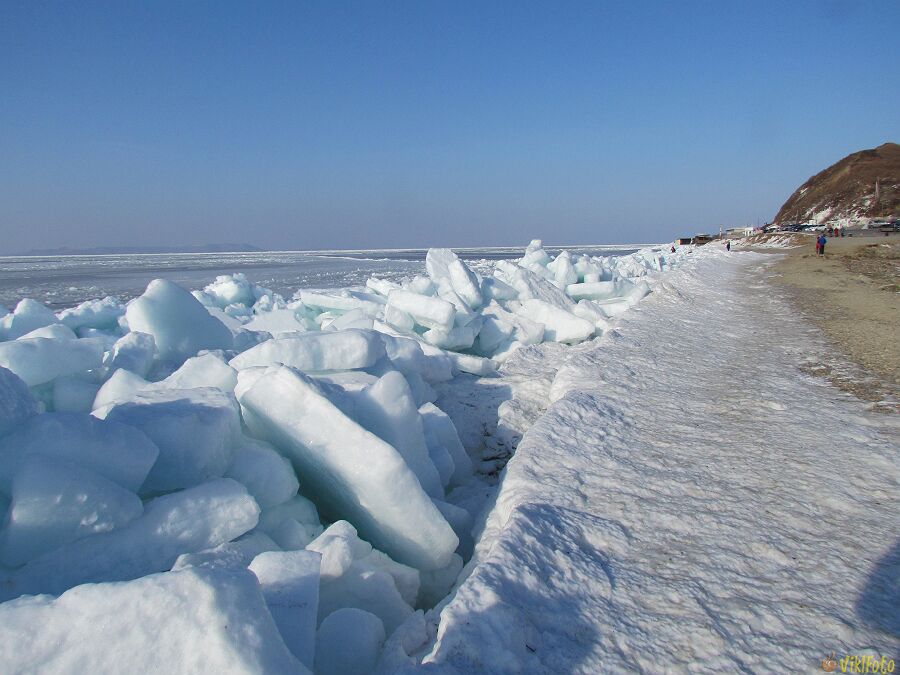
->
418, 251, 900, 671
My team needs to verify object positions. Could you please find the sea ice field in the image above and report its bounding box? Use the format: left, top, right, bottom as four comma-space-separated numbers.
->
0, 240, 896, 673
0, 244, 638, 310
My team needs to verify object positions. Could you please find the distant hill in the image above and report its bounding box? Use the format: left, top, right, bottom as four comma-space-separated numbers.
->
14, 243, 264, 256
774, 142, 900, 224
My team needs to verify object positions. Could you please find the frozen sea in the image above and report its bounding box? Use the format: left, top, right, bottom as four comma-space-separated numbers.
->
0, 245, 640, 309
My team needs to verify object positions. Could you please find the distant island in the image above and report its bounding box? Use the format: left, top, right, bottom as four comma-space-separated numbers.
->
11, 243, 264, 256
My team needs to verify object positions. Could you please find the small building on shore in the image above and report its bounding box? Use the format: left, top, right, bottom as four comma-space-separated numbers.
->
691, 234, 716, 245
726, 227, 756, 238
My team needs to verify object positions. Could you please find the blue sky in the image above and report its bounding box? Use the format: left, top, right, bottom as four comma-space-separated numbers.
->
1, 1, 898, 252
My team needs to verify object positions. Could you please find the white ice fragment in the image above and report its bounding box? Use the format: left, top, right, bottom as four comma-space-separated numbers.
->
547, 250, 579, 289
0, 366, 37, 437
418, 553, 464, 609
491, 339, 525, 363
310, 525, 415, 633
4, 478, 260, 599
198, 273, 257, 308
0, 456, 143, 567
225, 438, 299, 509
431, 500, 474, 559
230, 329, 386, 372
300, 290, 385, 317
495, 261, 575, 309
92, 367, 150, 410
565, 278, 636, 301
257, 495, 323, 551
426, 434, 453, 488
313, 370, 379, 393
387, 290, 455, 331
480, 301, 545, 349
58, 296, 125, 331
366, 277, 401, 298
425, 249, 483, 309
249, 550, 321, 669
0, 336, 104, 386
243, 308, 308, 334
306, 521, 366, 580
419, 403, 472, 487
0, 299, 59, 340
383, 304, 416, 332
125, 279, 233, 362
17, 323, 77, 340
405, 276, 436, 296
350, 371, 443, 499
0, 411, 159, 494
475, 314, 515, 355
524, 238, 550, 261
99, 387, 241, 493
422, 324, 478, 351
172, 530, 281, 572
515, 299, 595, 343
374, 612, 430, 673
52, 375, 101, 412
315, 608, 386, 675
445, 351, 497, 376
481, 276, 519, 302
321, 308, 372, 331
0, 567, 304, 674
571, 299, 613, 332
162, 351, 238, 391
106, 331, 156, 378
238, 367, 457, 570
379, 333, 454, 384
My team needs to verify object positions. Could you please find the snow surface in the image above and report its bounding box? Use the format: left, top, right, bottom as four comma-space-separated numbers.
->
1, 241, 894, 672
411, 252, 899, 672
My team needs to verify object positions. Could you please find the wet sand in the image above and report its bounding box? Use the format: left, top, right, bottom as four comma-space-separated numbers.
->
766, 232, 899, 408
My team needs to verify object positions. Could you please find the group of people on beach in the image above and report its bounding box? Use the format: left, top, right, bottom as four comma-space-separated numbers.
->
815, 234, 827, 256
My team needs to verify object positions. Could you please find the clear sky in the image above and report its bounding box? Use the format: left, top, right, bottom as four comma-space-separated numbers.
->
1, 1, 898, 252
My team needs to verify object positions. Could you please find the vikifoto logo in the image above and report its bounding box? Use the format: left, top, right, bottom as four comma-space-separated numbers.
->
821, 653, 895, 673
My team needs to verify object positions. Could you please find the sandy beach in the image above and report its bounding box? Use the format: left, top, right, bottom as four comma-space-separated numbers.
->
768, 232, 899, 407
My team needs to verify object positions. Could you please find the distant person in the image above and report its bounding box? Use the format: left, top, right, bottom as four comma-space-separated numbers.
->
726, 240, 731, 252
817, 233, 827, 255
670, 245, 676, 253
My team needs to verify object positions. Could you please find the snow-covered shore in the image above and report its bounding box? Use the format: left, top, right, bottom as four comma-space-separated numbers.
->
0, 243, 896, 672
412, 252, 899, 672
